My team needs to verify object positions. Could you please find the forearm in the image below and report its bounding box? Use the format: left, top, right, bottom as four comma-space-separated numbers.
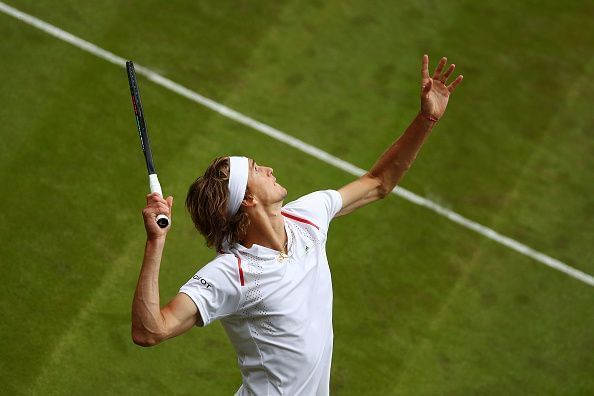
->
369, 112, 435, 195
132, 238, 167, 344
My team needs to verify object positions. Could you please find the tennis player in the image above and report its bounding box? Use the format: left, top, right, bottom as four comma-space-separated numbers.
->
132, 55, 462, 395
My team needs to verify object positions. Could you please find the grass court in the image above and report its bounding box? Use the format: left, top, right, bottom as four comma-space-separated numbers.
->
1, 0, 593, 394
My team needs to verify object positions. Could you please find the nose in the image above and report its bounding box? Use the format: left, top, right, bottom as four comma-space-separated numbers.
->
266, 167, 273, 175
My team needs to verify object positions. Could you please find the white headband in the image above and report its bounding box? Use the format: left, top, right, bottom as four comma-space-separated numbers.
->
227, 156, 249, 217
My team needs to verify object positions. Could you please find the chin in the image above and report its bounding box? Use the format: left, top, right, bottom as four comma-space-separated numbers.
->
278, 185, 288, 201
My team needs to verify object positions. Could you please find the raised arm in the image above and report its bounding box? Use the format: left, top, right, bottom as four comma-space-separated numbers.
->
337, 54, 463, 216
131, 193, 202, 347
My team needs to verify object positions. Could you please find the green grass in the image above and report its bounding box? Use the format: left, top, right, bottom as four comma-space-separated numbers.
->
1, 0, 593, 394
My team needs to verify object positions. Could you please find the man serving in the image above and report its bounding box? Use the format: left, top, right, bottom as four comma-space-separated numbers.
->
132, 55, 463, 395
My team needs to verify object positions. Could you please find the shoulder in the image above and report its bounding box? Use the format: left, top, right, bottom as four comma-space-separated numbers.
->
181, 253, 243, 300
282, 190, 343, 232
283, 190, 342, 208
179, 253, 244, 326
186, 253, 242, 287
283, 190, 343, 216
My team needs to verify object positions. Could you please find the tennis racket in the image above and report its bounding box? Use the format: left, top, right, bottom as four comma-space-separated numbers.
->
126, 61, 170, 228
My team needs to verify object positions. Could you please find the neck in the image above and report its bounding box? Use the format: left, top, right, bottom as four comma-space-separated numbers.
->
241, 203, 287, 253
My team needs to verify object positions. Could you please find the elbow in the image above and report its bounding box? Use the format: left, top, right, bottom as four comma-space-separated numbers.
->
376, 185, 392, 199
132, 336, 157, 348
131, 329, 163, 347
377, 188, 389, 199
364, 174, 390, 199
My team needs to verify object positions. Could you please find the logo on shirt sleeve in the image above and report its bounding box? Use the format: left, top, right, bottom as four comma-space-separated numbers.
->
192, 275, 212, 289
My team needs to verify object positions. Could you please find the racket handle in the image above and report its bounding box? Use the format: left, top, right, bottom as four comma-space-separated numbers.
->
156, 214, 170, 228
148, 174, 170, 228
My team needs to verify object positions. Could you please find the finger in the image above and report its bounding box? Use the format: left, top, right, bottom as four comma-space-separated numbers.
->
146, 192, 161, 204
156, 205, 170, 216
150, 204, 169, 217
146, 201, 169, 211
143, 206, 166, 218
442, 64, 455, 82
156, 201, 169, 211
166, 196, 174, 217
422, 78, 433, 96
422, 54, 430, 79
448, 75, 464, 93
147, 193, 167, 205
432, 57, 447, 79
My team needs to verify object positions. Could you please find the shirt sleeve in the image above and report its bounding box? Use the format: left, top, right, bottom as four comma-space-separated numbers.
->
179, 256, 243, 326
282, 190, 343, 234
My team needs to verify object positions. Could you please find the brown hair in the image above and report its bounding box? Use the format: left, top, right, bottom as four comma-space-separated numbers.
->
185, 156, 251, 251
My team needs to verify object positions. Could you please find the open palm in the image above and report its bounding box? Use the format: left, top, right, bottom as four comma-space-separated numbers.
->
421, 55, 463, 120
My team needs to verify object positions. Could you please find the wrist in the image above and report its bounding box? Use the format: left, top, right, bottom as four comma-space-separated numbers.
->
418, 111, 439, 124
146, 236, 166, 246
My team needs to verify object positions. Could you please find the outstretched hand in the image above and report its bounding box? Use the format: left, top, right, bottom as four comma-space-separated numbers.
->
420, 54, 463, 121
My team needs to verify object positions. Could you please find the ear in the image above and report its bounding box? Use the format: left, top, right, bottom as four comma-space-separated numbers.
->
241, 192, 257, 208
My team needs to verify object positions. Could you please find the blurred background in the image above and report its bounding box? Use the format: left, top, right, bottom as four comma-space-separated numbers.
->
1, 0, 593, 394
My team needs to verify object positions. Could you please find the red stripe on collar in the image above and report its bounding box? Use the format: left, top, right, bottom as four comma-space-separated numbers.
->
281, 211, 319, 230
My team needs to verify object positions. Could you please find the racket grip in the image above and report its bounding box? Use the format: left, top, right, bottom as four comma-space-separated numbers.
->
148, 173, 163, 196
156, 214, 170, 228
148, 174, 170, 228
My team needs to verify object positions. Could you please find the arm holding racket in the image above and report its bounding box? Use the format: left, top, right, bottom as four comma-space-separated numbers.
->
128, 61, 201, 346
132, 197, 203, 347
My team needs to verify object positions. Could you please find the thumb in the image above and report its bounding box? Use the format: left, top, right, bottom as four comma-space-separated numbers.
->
166, 196, 173, 209
422, 79, 433, 96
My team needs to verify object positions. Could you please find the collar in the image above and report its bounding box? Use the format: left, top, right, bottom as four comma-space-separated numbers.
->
232, 221, 294, 261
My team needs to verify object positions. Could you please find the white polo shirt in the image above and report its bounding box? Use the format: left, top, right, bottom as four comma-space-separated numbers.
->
180, 190, 343, 395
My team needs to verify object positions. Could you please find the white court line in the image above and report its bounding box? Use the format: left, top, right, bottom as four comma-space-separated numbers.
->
1, 1, 592, 287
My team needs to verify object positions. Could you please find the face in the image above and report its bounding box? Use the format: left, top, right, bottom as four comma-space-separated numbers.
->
245, 158, 287, 206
